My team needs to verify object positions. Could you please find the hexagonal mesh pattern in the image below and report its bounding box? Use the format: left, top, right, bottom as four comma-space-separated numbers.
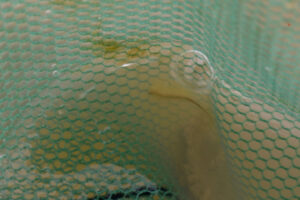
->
0, 0, 299, 200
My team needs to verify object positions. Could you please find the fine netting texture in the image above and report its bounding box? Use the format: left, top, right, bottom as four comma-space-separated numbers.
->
0, 0, 299, 200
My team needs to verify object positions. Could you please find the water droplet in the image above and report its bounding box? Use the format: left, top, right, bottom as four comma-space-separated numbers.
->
51, 63, 56, 68
28, 133, 38, 138
98, 126, 111, 134
24, 143, 32, 148
52, 70, 59, 77
79, 86, 95, 99
45, 9, 51, 14
172, 50, 215, 94
265, 66, 273, 72
120, 63, 137, 68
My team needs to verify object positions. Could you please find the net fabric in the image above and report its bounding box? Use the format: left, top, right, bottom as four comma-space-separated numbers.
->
197, 0, 300, 199
0, 0, 299, 200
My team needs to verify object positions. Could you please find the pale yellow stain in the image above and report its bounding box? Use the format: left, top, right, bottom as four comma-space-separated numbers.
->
149, 78, 214, 119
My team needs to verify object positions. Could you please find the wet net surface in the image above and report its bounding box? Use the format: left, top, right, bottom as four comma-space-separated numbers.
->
0, 0, 299, 199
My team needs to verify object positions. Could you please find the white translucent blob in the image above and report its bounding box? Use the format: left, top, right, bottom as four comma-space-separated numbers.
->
52, 70, 59, 77
171, 50, 215, 94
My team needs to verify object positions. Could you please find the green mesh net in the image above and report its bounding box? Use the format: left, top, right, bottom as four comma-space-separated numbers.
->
0, 0, 299, 199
